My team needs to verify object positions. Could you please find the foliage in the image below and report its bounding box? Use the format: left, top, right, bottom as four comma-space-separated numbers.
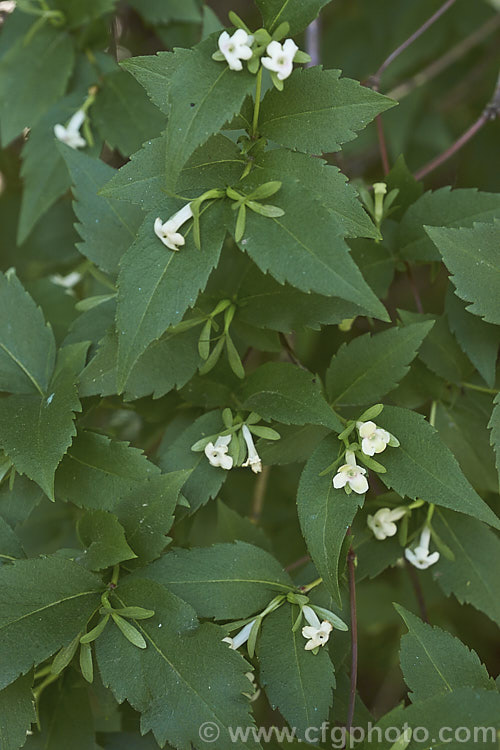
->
0, 0, 499, 748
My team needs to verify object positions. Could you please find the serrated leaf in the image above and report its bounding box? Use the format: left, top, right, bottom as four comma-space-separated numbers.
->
0, 347, 81, 499
256, 0, 331, 34
116, 203, 226, 391
377, 406, 500, 529
77, 509, 137, 571
432, 510, 500, 626
120, 52, 176, 114
157, 411, 229, 512
241, 362, 342, 431
95, 577, 260, 750
326, 322, 433, 406
254, 149, 379, 239
297, 435, 364, 603
0, 25, 75, 146
60, 145, 143, 276
139, 541, 293, 619
259, 604, 336, 736
0, 673, 36, 750
0, 270, 55, 396
0, 517, 25, 560
398, 188, 500, 261
55, 430, 163, 512
446, 290, 500, 388
258, 68, 394, 155
0, 557, 102, 690
426, 221, 500, 325
163, 38, 256, 191
396, 605, 495, 703
489, 394, 500, 487
92, 70, 165, 157
230, 180, 387, 319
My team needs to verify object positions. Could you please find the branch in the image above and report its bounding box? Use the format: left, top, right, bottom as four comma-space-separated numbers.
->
369, 0, 457, 91
387, 14, 500, 102
414, 70, 500, 181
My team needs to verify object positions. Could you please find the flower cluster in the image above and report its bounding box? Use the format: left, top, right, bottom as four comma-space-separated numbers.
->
191, 409, 281, 476
212, 13, 310, 88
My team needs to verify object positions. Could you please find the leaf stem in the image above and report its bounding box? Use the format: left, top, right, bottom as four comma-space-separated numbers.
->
461, 382, 499, 395
429, 400, 437, 427
300, 576, 322, 594
110, 564, 120, 587
251, 66, 263, 138
250, 465, 270, 523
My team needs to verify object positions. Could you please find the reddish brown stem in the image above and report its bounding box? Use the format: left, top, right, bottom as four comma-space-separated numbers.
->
346, 545, 358, 735
405, 261, 423, 313
285, 554, 311, 572
370, 0, 457, 89
375, 115, 390, 174
414, 73, 500, 180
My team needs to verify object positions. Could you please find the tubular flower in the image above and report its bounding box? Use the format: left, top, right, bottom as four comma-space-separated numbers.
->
261, 39, 299, 81
204, 435, 233, 470
218, 29, 254, 71
222, 620, 256, 650
54, 109, 86, 149
154, 203, 193, 251
367, 506, 407, 540
301, 605, 333, 651
241, 424, 262, 474
333, 450, 369, 495
405, 527, 440, 570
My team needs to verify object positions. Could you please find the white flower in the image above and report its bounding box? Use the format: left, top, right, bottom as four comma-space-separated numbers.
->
204, 435, 233, 471
261, 39, 299, 81
54, 109, 87, 149
49, 271, 83, 289
405, 527, 440, 570
367, 506, 407, 541
357, 420, 391, 457
154, 203, 193, 251
241, 424, 262, 474
301, 605, 333, 651
218, 29, 253, 71
222, 620, 255, 650
333, 450, 369, 494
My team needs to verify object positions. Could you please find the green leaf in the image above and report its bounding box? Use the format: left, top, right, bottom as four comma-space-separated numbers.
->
60, 145, 143, 276
241, 362, 343, 431
398, 188, 500, 261
258, 68, 394, 155
0, 269, 55, 396
100, 133, 245, 215
384, 154, 424, 221
139, 541, 293, 619
0, 25, 75, 146
92, 70, 165, 157
297, 435, 364, 603
116, 203, 226, 391
120, 52, 176, 115
432, 510, 500, 627
426, 221, 500, 325
396, 605, 495, 703
163, 38, 256, 191
0, 517, 25, 560
446, 290, 500, 388
254, 149, 379, 239
0, 557, 102, 690
398, 311, 472, 386
53, 0, 116, 27
111, 613, 147, 649
95, 577, 260, 749
230, 179, 388, 319
259, 604, 336, 736
0, 475, 44, 528
256, 0, 331, 34
0, 673, 36, 750
489, 394, 500, 488
77, 510, 137, 571
55, 431, 164, 512
0, 346, 82, 499
326, 322, 433, 405
377, 406, 500, 530
157, 411, 228, 512
115, 470, 190, 566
